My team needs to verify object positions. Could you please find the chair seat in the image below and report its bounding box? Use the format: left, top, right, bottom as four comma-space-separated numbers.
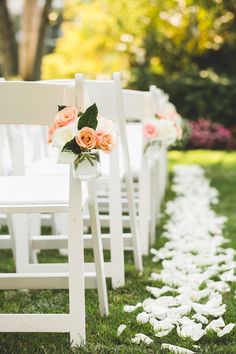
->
26, 156, 70, 176
0, 175, 87, 206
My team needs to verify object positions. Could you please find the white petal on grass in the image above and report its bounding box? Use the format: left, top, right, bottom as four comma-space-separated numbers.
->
136, 312, 150, 324
123, 302, 142, 313
118, 166, 235, 348
131, 333, 153, 345
177, 323, 205, 341
150, 318, 175, 333
146, 285, 176, 298
155, 327, 174, 337
117, 324, 127, 336
217, 323, 235, 337
161, 343, 195, 354
220, 271, 236, 282
207, 280, 230, 293
205, 317, 225, 333
192, 313, 208, 324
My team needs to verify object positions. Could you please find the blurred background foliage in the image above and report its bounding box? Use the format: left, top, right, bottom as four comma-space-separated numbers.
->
1, 0, 236, 127
42, 0, 236, 126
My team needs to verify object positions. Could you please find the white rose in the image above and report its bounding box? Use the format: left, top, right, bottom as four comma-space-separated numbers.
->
156, 119, 177, 146
52, 123, 75, 150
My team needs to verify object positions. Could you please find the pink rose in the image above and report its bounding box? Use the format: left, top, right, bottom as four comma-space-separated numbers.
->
75, 127, 97, 149
54, 106, 79, 129
96, 129, 116, 153
144, 123, 158, 138
48, 106, 79, 144
48, 124, 55, 144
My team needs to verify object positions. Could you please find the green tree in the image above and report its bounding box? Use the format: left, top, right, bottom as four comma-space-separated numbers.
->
42, 0, 150, 80
0, 0, 53, 80
43, 0, 236, 83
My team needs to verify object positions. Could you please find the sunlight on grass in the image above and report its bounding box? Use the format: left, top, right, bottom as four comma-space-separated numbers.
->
169, 150, 236, 167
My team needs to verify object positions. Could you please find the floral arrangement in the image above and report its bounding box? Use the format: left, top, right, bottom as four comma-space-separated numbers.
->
143, 110, 183, 154
48, 103, 117, 170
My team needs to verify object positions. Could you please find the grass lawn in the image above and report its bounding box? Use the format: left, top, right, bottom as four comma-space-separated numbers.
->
0, 150, 236, 354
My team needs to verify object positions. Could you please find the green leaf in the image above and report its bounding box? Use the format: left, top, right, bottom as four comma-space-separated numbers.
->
77, 103, 98, 130
62, 138, 81, 155
57, 105, 67, 112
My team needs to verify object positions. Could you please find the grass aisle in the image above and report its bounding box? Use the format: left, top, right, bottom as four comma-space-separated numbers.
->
0, 150, 235, 354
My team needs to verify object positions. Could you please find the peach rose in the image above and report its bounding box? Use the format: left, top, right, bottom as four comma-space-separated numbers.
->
144, 123, 158, 138
96, 130, 116, 153
54, 106, 79, 129
48, 124, 56, 144
75, 127, 97, 149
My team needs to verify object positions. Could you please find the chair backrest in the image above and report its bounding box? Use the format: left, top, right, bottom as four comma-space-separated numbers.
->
0, 81, 78, 176
122, 89, 154, 122
0, 82, 67, 125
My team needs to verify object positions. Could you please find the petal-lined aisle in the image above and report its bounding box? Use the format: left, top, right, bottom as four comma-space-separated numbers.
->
120, 164, 235, 352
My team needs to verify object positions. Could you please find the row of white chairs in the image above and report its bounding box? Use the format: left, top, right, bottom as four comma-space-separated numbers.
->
0, 73, 171, 347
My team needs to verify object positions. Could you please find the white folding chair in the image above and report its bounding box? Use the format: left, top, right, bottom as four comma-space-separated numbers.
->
38, 74, 143, 280
60, 74, 143, 282
79, 73, 143, 273
0, 81, 108, 346
11, 75, 143, 284
122, 86, 171, 252
149, 85, 170, 225
122, 88, 155, 254
25, 77, 126, 287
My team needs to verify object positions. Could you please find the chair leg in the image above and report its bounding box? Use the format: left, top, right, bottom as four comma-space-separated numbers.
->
150, 164, 157, 246
7, 214, 16, 264
88, 180, 109, 317
68, 171, 86, 347
9, 214, 29, 272
53, 213, 69, 256
155, 160, 163, 224
160, 148, 168, 199
126, 173, 143, 271
138, 158, 150, 256
29, 213, 41, 263
108, 149, 125, 288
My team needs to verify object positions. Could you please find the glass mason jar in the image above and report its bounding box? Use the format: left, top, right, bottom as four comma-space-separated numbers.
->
144, 141, 162, 161
73, 149, 101, 181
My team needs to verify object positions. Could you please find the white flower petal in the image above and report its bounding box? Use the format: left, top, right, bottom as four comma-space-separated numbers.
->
161, 343, 195, 354
192, 314, 208, 325
217, 323, 235, 337
131, 333, 153, 345
52, 123, 75, 150
205, 317, 225, 333
117, 324, 127, 336
123, 303, 142, 313
136, 312, 150, 324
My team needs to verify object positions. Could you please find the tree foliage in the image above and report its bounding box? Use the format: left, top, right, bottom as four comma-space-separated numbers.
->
43, 0, 236, 83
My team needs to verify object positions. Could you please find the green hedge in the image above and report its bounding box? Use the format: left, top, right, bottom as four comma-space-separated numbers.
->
157, 72, 236, 127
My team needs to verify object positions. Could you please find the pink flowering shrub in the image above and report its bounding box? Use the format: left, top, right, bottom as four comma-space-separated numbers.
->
188, 118, 234, 150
